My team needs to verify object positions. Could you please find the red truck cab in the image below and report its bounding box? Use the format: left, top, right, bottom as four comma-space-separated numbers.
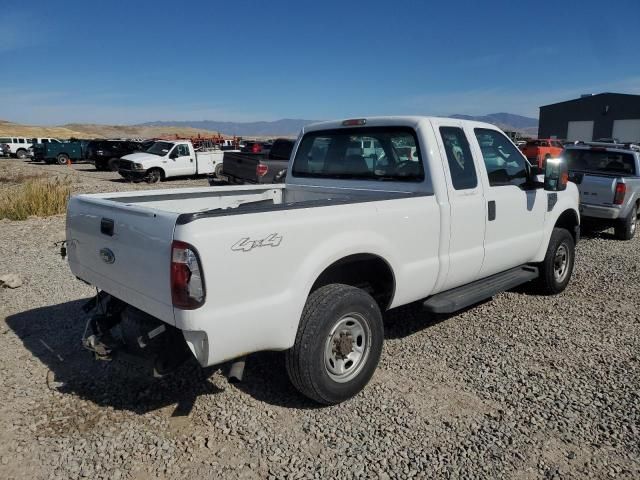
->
520, 139, 564, 168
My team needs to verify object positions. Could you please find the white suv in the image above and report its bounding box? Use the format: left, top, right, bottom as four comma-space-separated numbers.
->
0, 137, 60, 158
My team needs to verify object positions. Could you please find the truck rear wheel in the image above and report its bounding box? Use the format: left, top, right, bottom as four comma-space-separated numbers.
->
614, 205, 637, 241
536, 228, 575, 295
56, 153, 70, 165
16, 149, 28, 159
286, 284, 383, 405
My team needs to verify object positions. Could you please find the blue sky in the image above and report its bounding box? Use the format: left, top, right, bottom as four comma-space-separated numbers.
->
2, 0, 639, 125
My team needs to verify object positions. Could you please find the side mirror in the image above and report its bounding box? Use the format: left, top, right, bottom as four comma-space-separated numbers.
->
544, 157, 568, 192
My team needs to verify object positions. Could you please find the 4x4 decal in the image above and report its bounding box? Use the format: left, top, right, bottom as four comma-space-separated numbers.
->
231, 233, 283, 252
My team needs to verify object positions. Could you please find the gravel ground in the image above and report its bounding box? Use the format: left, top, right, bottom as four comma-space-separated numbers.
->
0, 158, 639, 479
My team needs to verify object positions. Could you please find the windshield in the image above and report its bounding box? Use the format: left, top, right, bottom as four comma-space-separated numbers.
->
565, 149, 637, 175
146, 141, 174, 156
291, 127, 424, 181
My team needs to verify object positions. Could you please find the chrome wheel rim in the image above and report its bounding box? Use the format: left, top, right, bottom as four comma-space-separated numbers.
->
631, 214, 637, 235
553, 244, 569, 283
324, 313, 371, 383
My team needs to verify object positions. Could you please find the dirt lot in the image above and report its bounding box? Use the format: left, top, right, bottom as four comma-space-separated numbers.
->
0, 158, 638, 479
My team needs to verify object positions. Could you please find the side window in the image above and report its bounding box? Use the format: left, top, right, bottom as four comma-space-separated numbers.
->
440, 127, 477, 190
474, 128, 528, 187
43, 139, 49, 143
18, 138, 25, 144
177, 144, 190, 156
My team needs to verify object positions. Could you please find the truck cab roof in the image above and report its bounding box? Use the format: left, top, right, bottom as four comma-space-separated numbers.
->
303, 116, 501, 133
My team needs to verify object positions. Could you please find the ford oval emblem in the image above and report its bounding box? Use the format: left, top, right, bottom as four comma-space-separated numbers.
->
99, 248, 115, 264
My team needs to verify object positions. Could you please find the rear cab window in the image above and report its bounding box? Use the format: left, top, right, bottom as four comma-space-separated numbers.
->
565, 149, 637, 176
440, 127, 478, 190
269, 140, 294, 160
292, 127, 424, 182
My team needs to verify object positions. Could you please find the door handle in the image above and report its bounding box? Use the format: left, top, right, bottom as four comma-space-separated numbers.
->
488, 200, 496, 221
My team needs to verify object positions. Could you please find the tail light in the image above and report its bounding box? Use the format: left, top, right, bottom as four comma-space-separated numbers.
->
171, 240, 205, 309
614, 182, 626, 205
256, 163, 269, 177
251, 143, 262, 153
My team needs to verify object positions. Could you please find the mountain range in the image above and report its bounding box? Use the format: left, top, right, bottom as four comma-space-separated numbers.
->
0, 113, 539, 140
142, 113, 538, 137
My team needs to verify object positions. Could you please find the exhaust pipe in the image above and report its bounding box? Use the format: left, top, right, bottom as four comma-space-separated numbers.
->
227, 356, 246, 383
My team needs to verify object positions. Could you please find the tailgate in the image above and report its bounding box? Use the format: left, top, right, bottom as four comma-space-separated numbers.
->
570, 172, 618, 205
223, 152, 262, 183
66, 195, 179, 324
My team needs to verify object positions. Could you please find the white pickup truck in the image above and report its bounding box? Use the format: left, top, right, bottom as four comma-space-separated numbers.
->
66, 116, 580, 405
117, 140, 234, 183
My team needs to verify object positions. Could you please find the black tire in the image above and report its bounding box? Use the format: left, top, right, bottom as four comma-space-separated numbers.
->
286, 284, 383, 405
145, 168, 163, 184
107, 158, 120, 171
614, 205, 637, 241
16, 149, 28, 159
56, 153, 70, 165
214, 163, 223, 179
536, 228, 575, 295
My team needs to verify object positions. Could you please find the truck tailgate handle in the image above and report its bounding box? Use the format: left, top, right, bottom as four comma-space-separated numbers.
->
488, 201, 496, 221
100, 218, 114, 236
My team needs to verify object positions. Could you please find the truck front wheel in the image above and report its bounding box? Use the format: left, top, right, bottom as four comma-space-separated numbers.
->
536, 228, 575, 295
286, 284, 383, 405
145, 168, 163, 183
107, 158, 120, 171
614, 205, 637, 241
56, 153, 70, 165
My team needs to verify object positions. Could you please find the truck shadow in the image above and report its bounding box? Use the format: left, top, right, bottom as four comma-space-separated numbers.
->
6, 299, 460, 412
5, 299, 224, 417
579, 228, 617, 241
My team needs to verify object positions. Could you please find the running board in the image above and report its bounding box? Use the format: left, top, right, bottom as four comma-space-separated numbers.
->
423, 265, 539, 314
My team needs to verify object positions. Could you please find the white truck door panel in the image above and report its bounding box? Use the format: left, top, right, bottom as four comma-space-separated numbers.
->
433, 122, 486, 289
170, 143, 194, 176
471, 127, 546, 277
482, 186, 546, 275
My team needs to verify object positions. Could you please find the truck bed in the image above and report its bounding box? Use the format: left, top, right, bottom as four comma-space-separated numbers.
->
66, 184, 422, 327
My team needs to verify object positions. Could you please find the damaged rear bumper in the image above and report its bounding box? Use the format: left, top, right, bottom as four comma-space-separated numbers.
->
82, 294, 192, 376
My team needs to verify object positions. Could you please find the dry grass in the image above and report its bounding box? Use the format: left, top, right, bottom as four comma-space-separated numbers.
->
0, 119, 222, 140
0, 178, 71, 220
0, 171, 47, 184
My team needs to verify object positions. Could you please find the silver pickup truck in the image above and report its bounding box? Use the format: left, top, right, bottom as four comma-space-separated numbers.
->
565, 142, 640, 240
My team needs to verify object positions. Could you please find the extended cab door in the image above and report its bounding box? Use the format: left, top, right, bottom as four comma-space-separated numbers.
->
471, 128, 546, 277
433, 121, 486, 289
169, 143, 194, 176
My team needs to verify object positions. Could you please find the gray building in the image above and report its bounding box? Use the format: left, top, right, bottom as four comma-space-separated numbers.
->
538, 93, 640, 142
